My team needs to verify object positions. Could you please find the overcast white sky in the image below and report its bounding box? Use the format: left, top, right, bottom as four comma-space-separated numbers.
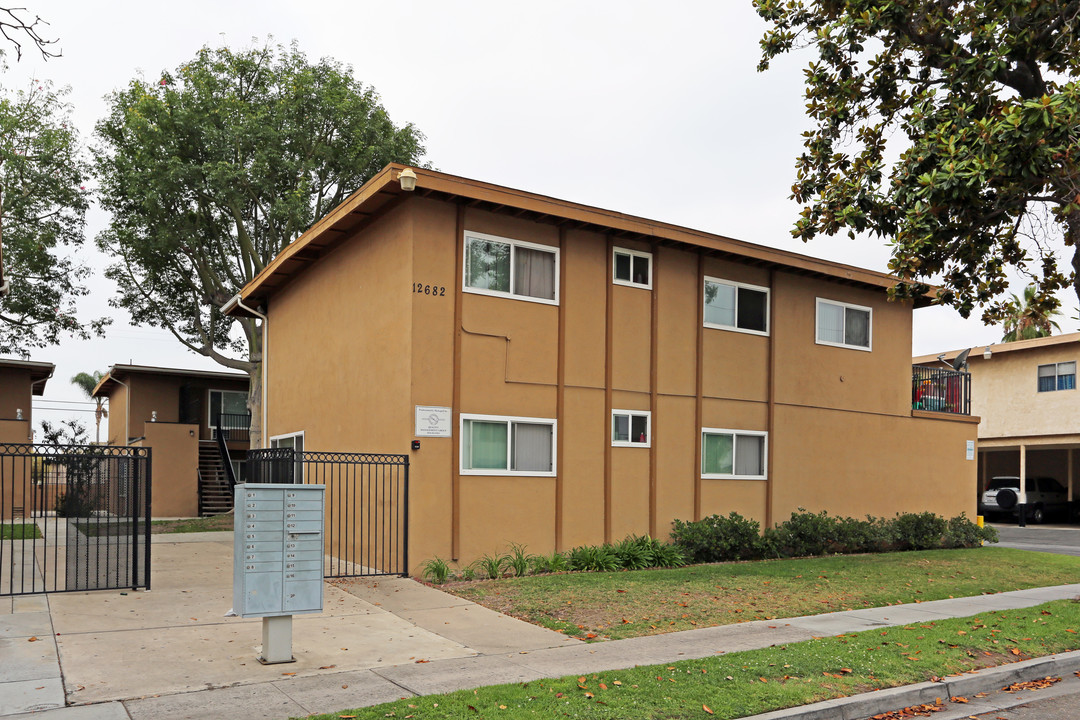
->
12, 0, 1077, 438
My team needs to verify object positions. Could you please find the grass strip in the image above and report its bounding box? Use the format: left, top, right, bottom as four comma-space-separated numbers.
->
443, 548, 1080, 640
72, 514, 234, 536
303, 598, 1080, 720
0, 522, 41, 539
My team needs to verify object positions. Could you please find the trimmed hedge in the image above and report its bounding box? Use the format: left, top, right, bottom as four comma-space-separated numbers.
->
671, 509, 998, 563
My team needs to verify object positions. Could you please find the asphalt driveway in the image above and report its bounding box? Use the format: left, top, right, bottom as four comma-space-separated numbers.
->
991, 523, 1080, 557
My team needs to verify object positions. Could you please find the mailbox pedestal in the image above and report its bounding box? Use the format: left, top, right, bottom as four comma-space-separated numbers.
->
233, 483, 325, 664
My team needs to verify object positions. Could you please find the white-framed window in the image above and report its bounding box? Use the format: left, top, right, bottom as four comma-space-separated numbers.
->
269, 431, 305, 484
612, 409, 650, 447
463, 230, 559, 305
703, 277, 769, 335
613, 247, 652, 289
701, 428, 767, 479
1038, 362, 1076, 392
460, 413, 556, 476
815, 298, 872, 350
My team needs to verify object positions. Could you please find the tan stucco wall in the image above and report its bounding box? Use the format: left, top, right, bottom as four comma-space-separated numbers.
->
138, 423, 199, 517
262, 196, 977, 575
103, 373, 249, 446
0, 418, 30, 444
0, 368, 36, 426
104, 383, 128, 446
965, 342, 1080, 440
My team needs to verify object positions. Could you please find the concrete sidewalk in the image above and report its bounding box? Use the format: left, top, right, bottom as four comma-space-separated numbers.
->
2, 532, 1079, 720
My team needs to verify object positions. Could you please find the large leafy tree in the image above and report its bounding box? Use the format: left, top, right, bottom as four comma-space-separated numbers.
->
94, 42, 427, 447
755, 1, 1080, 324
0, 71, 102, 354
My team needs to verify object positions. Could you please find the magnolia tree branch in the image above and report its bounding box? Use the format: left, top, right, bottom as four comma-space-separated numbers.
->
0, 7, 59, 61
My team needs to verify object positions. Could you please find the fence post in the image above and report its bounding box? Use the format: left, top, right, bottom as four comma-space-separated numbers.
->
144, 448, 152, 591
130, 452, 141, 590
401, 455, 409, 577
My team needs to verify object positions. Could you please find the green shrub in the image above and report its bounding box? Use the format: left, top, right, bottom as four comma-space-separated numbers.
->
478, 552, 508, 579
421, 556, 450, 584
834, 515, 891, 554
771, 509, 837, 557
613, 535, 653, 570
458, 563, 477, 581
530, 551, 568, 574
943, 513, 998, 548
568, 543, 621, 572
506, 543, 534, 577
893, 511, 947, 551
651, 542, 688, 567
670, 512, 761, 563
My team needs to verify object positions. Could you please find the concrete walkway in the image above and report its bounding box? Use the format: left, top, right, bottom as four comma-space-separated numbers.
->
2, 532, 1079, 720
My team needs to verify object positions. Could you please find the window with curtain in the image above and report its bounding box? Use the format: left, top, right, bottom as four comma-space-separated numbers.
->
461, 415, 556, 475
703, 278, 769, 334
463, 231, 558, 303
1037, 362, 1076, 392
612, 410, 650, 446
816, 298, 871, 349
613, 247, 652, 288
701, 428, 766, 478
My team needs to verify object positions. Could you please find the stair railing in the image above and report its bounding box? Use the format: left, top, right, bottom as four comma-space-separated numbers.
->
215, 414, 237, 486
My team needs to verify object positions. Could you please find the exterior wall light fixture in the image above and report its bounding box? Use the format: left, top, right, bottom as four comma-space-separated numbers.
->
15, 408, 23, 420
151, 411, 158, 422
398, 168, 417, 192
983, 346, 992, 360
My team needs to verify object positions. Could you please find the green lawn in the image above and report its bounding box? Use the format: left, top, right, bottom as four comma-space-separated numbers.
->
443, 548, 1080, 640
304, 599, 1080, 720
0, 522, 41, 539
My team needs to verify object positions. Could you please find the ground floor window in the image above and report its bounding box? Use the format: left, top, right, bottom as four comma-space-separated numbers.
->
701, 428, 767, 479
461, 414, 556, 476
269, 431, 305, 483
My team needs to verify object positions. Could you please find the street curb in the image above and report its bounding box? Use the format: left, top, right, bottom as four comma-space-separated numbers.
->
739, 649, 1080, 720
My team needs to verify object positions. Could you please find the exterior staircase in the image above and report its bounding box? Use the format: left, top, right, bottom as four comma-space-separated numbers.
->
198, 441, 234, 516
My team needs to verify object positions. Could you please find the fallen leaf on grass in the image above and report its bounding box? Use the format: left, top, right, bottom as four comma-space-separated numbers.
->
703, 704, 714, 714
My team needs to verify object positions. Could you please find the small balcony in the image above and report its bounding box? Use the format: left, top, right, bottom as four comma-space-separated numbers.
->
212, 412, 251, 444
912, 365, 971, 416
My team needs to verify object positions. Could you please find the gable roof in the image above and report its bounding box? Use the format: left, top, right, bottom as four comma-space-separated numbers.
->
0, 358, 54, 396
913, 332, 1080, 365
92, 364, 249, 398
225, 164, 939, 316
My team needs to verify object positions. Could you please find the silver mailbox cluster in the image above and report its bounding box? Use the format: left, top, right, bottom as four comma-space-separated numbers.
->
233, 483, 325, 618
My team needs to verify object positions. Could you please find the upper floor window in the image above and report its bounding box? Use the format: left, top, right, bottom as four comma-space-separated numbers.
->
461, 413, 556, 476
816, 298, 871, 350
701, 428, 767, 479
704, 277, 769, 335
1038, 362, 1076, 392
612, 409, 650, 447
613, 247, 652, 289
209, 389, 248, 426
463, 231, 558, 304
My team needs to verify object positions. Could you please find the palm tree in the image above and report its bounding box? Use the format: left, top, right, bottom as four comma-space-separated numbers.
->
1001, 285, 1061, 342
70, 371, 107, 444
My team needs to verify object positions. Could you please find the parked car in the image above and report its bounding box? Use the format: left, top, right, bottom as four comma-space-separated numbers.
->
979, 476, 1069, 524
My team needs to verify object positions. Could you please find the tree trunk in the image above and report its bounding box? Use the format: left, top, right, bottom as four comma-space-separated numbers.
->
247, 325, 264, 450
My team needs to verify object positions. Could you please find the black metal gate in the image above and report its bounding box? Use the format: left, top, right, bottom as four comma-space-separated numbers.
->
1, 443, 151, 596
247, 449, 408, 578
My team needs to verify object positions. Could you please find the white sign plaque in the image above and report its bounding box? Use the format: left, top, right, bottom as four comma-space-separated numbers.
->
415, 405, 452, 437
966, 440, 975, 461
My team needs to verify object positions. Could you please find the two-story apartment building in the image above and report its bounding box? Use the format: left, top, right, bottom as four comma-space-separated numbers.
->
916, 333, 1080, 512
226, 165, 978, 572
0, 358, 53, 520
92, 364, 250, 517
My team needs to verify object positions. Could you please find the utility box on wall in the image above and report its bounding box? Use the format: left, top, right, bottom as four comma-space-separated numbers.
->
233, 483, 325, 618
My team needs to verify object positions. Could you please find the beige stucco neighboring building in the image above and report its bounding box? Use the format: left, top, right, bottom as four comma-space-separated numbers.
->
915, 333, 1080, 506
227, 164, 979, 574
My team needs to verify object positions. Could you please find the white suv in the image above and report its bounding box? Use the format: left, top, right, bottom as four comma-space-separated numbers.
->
979, 476, 1068, 524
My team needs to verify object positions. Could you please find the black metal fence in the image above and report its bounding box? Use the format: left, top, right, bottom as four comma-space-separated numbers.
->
912, 365, 972, 415
214, 413, 251, 444
0, 443, 151, 596
246, 449, 408, 578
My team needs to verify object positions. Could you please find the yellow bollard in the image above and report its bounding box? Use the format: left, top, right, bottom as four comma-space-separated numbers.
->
977, 515, 985, 545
